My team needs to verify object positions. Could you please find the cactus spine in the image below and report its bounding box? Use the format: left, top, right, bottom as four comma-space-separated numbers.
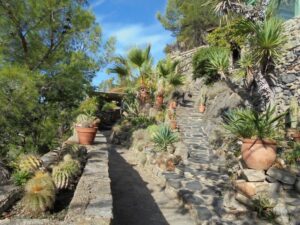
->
22, 171, 55, 216
290, 97, 299, 129
19, 155, 43, 173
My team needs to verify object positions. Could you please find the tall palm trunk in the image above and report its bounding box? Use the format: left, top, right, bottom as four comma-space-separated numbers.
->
254, 69, 274, 109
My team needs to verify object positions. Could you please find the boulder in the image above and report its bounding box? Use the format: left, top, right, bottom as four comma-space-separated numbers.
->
234, 180, 256, 197
266, 168, 297, 185
242, 169, 265, 182
295, 179, 300, 194
0, 162, 9, 185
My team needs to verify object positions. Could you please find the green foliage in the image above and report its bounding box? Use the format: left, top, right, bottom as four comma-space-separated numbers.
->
207, 20, 246, 48
76, 114, 97, 128
157, 0, 218, 49
193, 47, 229, 84
152, 125, 179, 151
0, 1, 114, 164
252, 196, 277, 221
22, 171, 56, 217
102, 101, 118, 112
147, 125, 160, 137
11, 170, 31, 186
285, 144, 300, 165
237, 17, 287, 67
224, 106, 286, 139
78, 97, 99, 116
130, 116, 156, 129
18, 155, 43, 174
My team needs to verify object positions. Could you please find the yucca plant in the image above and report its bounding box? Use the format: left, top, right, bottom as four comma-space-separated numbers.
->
207, 47, 230, 80
22, 171, 56, 217
152, 125, 179, 151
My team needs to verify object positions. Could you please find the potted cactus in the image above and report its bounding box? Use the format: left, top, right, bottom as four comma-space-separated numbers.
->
224, 106, 285, 170
75, 114, 99, 145
198, 88, 207, 113
156, 90, 164, 107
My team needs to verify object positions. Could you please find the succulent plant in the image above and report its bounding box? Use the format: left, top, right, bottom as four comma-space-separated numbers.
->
19, 155, 43, 173
22, 171, 56, 216
289, 97, 299, 129
52, 155, 80, 190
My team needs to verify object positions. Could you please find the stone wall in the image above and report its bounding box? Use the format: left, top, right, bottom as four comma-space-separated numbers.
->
275, 16, 300, 111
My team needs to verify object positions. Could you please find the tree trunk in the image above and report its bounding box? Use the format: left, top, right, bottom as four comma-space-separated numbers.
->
254, 69, 274, 109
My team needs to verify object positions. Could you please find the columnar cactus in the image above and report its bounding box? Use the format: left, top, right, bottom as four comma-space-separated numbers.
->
19, 155, 43, 173
290, 97, 299, 129
22, 171, 55, 216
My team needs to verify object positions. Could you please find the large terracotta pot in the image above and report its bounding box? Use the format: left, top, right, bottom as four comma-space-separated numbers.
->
199, 104, 206, 113
76, 127, 97, 145
241, 139, 277, 170
156, 96, 164, 106
292, 132, 300, 143
170, 120, 177, 130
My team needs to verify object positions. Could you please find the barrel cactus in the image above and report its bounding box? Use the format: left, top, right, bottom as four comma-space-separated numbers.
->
19, 155, 43, 173
22, 171, 56, 216
52, 154, 80, 190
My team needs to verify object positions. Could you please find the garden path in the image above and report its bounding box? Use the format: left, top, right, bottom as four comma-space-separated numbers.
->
109, 144, 195, 225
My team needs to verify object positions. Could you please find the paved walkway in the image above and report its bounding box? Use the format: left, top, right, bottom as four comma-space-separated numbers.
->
109, 145, 195, 225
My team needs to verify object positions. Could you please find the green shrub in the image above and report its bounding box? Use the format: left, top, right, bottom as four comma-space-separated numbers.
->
102, 101, 118, 112
192, 47, 219, 84
252, 196, 277, 221
285, 144, 300, 165
11, 170, 31, 186
130, 116, 156, 129
152, 125, 179, 151
79, 97, 99, 116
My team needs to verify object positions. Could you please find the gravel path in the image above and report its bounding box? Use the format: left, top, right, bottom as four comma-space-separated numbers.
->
109, 145, 195, 225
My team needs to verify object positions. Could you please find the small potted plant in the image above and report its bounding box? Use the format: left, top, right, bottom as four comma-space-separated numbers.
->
224, 106, 286, 170
156, 90, 164, 107
169, 100, 177, 109
168, 110, 177, 130
198, 88, 207, 113
75, 114, 99, 145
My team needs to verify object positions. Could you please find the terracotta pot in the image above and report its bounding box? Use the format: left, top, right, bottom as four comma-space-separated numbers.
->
199, 104, 206, 113
156, 96, 164, 106
241, 139, 277, 170
170, 101, 177, 109
76, 127, 97, 145
292, 132, 300, 143
170, 120, 177, 130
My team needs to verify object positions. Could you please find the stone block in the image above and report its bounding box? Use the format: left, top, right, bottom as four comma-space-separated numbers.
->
242, 169, 265, 182
266, 168, 297, 185
234, 180, 256, 197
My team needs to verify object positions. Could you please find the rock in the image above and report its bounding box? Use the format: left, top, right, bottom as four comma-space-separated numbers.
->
266, 175, 277, 183
235, 193, 254, 208
234, 180, 256, 197
0, 162, 9, 185
273, 202, 289, 225
253, 182, 269, 193
281, 73, 297, 84
295, 179, 300, 194
0, 184, 22, 213
223, 191, 248, 212
173, 142, 188, 162
242, 169, 265, 182
185, 181, 202, 191
195, 206, 213, 221
266, 168, 297, 185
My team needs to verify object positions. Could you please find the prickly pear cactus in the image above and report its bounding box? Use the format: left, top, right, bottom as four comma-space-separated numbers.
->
22, 171, 55, 216
19, 155, 43, 173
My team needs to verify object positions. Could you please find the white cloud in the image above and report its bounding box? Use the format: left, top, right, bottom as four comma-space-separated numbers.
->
102, 22, 173, 60
90, 0, 106, 9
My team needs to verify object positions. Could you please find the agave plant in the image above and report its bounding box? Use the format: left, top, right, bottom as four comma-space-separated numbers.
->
224, 105, 286, 139
207, 47, 230, 80
152, 125, 179, 151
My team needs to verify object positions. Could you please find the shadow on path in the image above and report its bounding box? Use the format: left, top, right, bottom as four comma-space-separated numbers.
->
109, 146, 169, 225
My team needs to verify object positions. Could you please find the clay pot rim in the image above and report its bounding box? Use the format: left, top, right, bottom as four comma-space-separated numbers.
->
292, 133, 300, 138
76, 127, 97, 132
242, 138, 276, 145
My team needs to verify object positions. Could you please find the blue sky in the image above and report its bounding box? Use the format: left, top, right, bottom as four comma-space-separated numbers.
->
89, 0, 173, 86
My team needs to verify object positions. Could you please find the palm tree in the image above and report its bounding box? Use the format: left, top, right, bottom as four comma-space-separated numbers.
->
127, 45, 152, 86
237, 17, 287, 106
107, 56, 131, 87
